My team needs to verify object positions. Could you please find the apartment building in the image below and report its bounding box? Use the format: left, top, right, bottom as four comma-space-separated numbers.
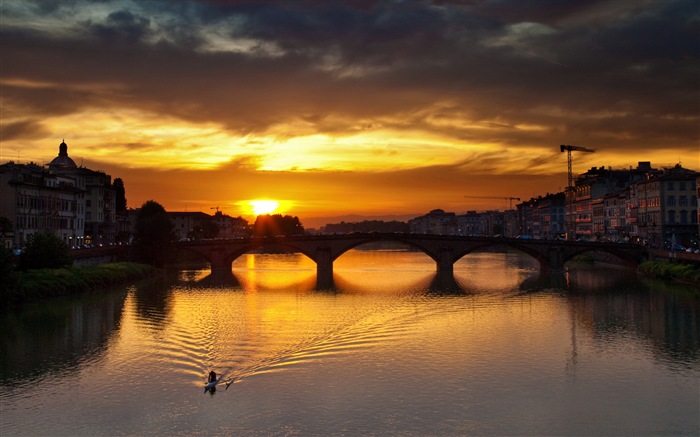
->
0, 141, 117, 248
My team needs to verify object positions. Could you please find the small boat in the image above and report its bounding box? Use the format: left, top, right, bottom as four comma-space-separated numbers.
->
204, 372, 234, 392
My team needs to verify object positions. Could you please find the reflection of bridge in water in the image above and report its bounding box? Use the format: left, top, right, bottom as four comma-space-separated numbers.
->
178, 233, 648, 290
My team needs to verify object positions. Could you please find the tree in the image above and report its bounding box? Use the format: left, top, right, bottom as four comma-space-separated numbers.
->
113, 178, 127, 213
18, 232, 73, 270
253, 214, 304, 237
133, 200, 177, 267
188, 219, 219, 240
0, 217, 12, 237
0, 245, 18, 300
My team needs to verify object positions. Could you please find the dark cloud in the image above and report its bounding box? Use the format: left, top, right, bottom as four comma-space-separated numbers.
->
1, 0, 698, 161
84, 9, 152, 46
0, 120, 49, 141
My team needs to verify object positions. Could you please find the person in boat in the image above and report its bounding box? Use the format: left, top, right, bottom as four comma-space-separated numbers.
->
208, 370, 217, 383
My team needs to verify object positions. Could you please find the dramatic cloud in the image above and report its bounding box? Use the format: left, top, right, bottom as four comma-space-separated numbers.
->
1, 0, 698, 223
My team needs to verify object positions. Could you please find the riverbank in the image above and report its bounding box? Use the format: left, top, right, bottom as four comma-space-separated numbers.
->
1, 262, 155, 311
638, 260, 700, 287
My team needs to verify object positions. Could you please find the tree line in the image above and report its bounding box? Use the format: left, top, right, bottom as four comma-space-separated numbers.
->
322, 220, 409, 234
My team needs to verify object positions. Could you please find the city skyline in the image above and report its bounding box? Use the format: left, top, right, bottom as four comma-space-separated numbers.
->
1, 0, 698, 224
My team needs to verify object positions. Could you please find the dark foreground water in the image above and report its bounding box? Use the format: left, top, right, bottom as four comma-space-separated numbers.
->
1, 250, 699, 436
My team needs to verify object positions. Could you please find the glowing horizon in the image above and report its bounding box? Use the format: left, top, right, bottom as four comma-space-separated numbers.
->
1, 0, 697, 225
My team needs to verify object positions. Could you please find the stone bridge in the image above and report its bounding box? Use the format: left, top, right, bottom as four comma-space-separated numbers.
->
177, 233, 648, 289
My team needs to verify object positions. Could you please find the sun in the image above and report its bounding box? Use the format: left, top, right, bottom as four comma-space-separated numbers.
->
250, 200, 279, 215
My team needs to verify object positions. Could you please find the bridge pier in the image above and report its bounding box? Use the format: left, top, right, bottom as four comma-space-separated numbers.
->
544, 246, 565, 272
209, 246, 230, 272
176, 235, 647, 290
432, 247, 458, 290
316, 247, 334, 290
436, 247, 455, 277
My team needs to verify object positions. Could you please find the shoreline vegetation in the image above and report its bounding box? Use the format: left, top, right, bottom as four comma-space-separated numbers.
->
637, 260, 700, 287
572, 253, 700, 287
2, 262, 155, 311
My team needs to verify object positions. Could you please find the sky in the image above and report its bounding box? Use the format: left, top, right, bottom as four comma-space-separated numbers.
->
1, 0, 698, 228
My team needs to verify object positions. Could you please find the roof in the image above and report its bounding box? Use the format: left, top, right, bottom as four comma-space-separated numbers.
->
48, 140, 77, 169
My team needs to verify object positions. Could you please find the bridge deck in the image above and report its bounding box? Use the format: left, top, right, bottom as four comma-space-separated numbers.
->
178, 233, 647, 289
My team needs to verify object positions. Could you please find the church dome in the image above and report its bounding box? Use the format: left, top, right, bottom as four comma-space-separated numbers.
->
49, 140, 77, 169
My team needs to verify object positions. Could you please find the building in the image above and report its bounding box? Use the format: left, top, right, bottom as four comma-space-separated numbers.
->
168, 211, 213, 240
410, 209, 509, 237
456, 211, 481, 236
571, 166, 635, 240
479, 210, 504, 236
630, 164, 698, 248
78, 168, 116, 246
0, 140, 118, 248
603, 191, 627, 242
516, 193, 566, 239
167, 210, 250, 240
211, 210, 250, 238
409, 209, 457, 235
0, 161, 85, 248
516, 162, 698, 246
697, 174, 700, 243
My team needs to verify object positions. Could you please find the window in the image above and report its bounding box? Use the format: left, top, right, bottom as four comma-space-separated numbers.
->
666, 196, 675, 206
667, 182, 674, 190
680, 211, 688, 224
667, 210, 676, 224
679, 196, 688, 206
679, 182, 686, 190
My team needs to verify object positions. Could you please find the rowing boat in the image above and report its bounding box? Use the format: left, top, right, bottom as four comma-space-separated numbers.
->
204, 372, 234, 392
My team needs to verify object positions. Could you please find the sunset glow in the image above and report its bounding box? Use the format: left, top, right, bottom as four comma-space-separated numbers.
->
1, 0, 697, 227
250, 200, 280, 216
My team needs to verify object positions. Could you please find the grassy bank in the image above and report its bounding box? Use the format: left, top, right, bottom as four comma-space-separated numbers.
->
638, 260, 700, 286
2, 262, 155, 309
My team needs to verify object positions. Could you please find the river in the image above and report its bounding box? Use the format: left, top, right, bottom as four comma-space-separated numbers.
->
1, 249, 698, 436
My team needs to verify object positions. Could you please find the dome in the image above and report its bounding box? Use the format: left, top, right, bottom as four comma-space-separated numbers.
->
49, 140, 77, 169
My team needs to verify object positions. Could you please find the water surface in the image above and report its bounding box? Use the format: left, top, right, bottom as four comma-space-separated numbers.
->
1, 250, 698, 436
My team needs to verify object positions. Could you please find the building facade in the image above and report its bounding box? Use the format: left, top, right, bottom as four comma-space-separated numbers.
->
409, 209, 458, 235
0, 141, 117, 248
514, 162, 699, 247
630, 165, 698, 248
516, 193, 566, 239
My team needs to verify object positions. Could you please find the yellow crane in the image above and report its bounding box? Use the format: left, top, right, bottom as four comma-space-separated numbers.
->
464, 196, 521, 210
560, 144, 596, 240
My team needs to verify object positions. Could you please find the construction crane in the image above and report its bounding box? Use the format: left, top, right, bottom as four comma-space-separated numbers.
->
464, 195, 521, 210
560, 144, 595, 240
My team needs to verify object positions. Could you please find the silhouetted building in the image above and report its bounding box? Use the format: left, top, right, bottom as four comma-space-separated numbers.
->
0, 140, 117, 248
168, 211, 212, 240
516, 193, 565, 239
409, 209, 457, 235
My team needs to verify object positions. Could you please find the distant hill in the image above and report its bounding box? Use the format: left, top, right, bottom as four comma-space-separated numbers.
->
301, 213, 419, 230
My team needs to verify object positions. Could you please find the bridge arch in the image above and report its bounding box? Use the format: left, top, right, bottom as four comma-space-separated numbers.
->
451, 241, 548, 269
559, 246, 643, 268
178, 239, 319, 272
222, 241, 318, 269
176, 234, 646, 289
330, 237, 440, 263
